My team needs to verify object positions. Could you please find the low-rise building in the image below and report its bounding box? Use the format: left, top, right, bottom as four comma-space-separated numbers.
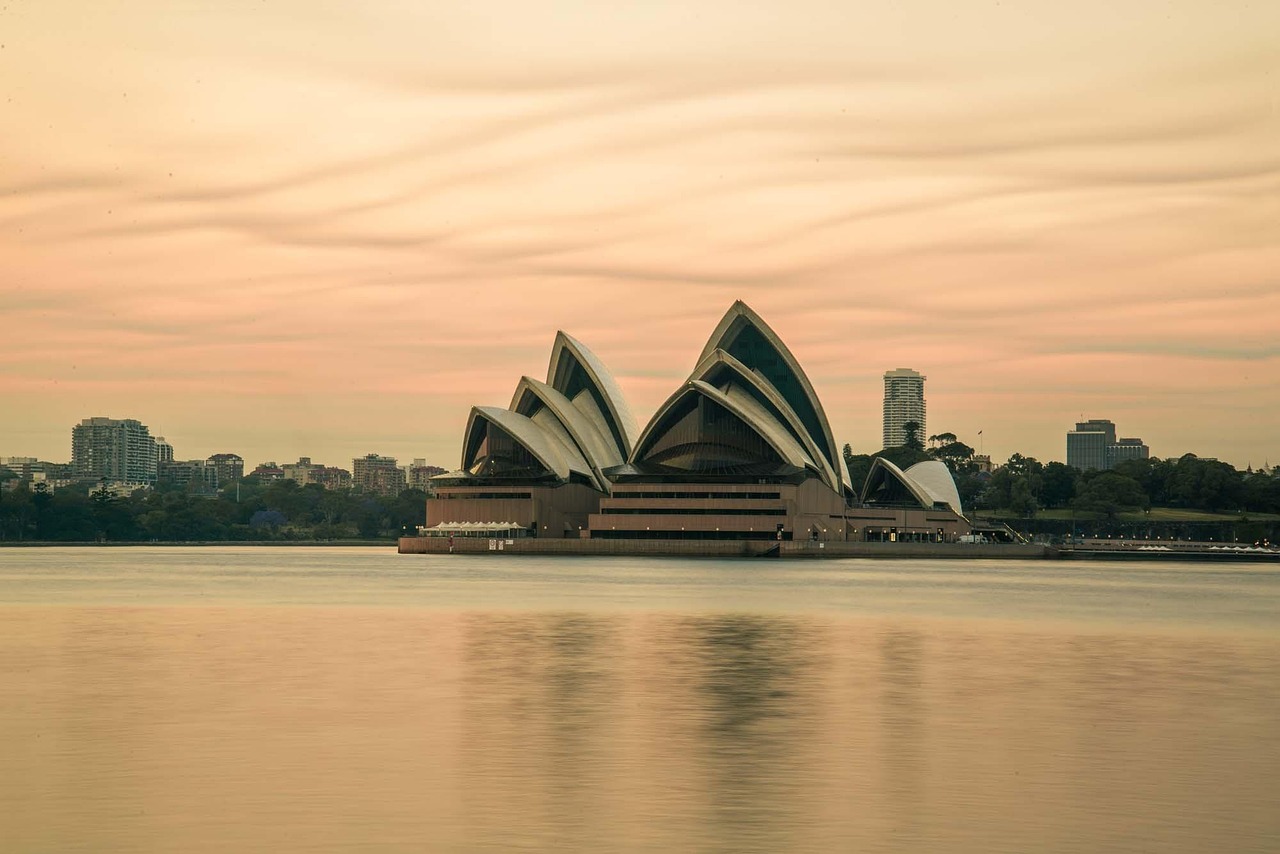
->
158, 459, 219, 494
249, 462, 284, 481
281, 458, 351, 490
207, 453, 244, 485
407, 459, 446, 492
312, 466, 352, 491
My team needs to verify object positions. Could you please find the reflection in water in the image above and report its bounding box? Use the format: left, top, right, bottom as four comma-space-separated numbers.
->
461, 613, 619, 851
688, 616, 815, 853
880, 629, 925, 846
2, 552, 1280, 853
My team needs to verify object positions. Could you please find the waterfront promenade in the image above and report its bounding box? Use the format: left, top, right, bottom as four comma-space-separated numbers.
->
399, 536, 1280, 562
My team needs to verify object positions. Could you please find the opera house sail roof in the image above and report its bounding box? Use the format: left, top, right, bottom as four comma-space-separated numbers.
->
437, 300, 881, 504
438, 331, 635, 492
615, 301, 851, 498
695, 302, 847, 493
546, 331, 638, 460
860, 457, 964, 515
427, 300, 972, 542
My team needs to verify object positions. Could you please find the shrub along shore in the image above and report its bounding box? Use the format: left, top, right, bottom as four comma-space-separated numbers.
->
0, 477, 426, 543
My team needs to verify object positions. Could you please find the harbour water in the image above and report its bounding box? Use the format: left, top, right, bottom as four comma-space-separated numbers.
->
2, 547, 1278, 853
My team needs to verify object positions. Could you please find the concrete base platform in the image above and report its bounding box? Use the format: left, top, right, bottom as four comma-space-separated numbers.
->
397, 536, 1051, 560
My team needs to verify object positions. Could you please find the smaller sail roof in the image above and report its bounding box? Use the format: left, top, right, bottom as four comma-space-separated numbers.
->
904, 460, 963, 515
860, 457, 938, 510
510, 375, 623, 489
463, 406, 592, 483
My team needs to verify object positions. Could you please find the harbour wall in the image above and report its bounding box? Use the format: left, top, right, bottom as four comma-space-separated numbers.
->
397, 536, 1051, 560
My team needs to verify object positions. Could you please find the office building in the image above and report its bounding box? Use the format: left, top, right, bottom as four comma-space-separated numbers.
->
71, 417, 158, 484
1066, 419, 1148, 470
882, 368, 926, 449
1108, 437, 1150, 466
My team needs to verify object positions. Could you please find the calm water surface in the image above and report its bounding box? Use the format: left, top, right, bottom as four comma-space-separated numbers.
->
2, 547, 1278, 853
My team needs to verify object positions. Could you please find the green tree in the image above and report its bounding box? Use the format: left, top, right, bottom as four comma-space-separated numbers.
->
875, 445, 932, 470
927, 432, 957, 450
1004, 453, 1043, 478
843, 444, 874, 497
386, 488, 429, 535
355, 498, 385, 538
1072, 472, 1148, 520
1040, 462, 1079, 509
900, 420, 924, 451
0, 484, 36, 540
1009, 477, 1039, 518
932, 440, 976, 474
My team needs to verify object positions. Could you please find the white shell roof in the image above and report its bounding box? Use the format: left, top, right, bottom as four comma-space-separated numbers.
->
510, 376, 623, 487
691, 348, 838, 490
694, 301, 843, 491
904, 460, 964, 515
705, 381, 816, 471
631, 380, 815, 472
861, 457, 937, 509
860, 457, 963, 514
547, 331, 638, 457
464, 406, 592, 483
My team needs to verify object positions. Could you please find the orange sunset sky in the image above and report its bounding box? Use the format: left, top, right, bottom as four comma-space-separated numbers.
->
2, 2, 1277, 470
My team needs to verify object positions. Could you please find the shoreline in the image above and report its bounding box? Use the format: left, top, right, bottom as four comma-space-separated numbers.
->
399, 536, 1280, 562
0, 540, 395, 548
3, 540, 1276, 563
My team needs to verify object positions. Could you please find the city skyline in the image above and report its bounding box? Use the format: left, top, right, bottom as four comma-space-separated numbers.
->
1, 3, 1276, 469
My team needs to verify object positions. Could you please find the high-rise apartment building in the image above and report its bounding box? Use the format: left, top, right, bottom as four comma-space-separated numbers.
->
155, 437, 174, 464
71, 417, 158, 484
882, 368, 926, 449
353, 453, 406, 496
1066, 419, 1148, 471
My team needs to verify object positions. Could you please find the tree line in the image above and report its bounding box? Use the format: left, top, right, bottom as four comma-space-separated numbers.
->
0, 476, 429, 542
5, 433, 1278, 543
844, 422, 1280, 538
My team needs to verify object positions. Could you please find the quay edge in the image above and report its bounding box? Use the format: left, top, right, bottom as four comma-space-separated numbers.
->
398, 536, 1051, 559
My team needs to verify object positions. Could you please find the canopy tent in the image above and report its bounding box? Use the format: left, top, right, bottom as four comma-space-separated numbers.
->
419, 521, 528, 537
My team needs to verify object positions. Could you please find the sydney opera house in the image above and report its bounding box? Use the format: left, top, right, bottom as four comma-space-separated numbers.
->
421, 302, 971, 543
